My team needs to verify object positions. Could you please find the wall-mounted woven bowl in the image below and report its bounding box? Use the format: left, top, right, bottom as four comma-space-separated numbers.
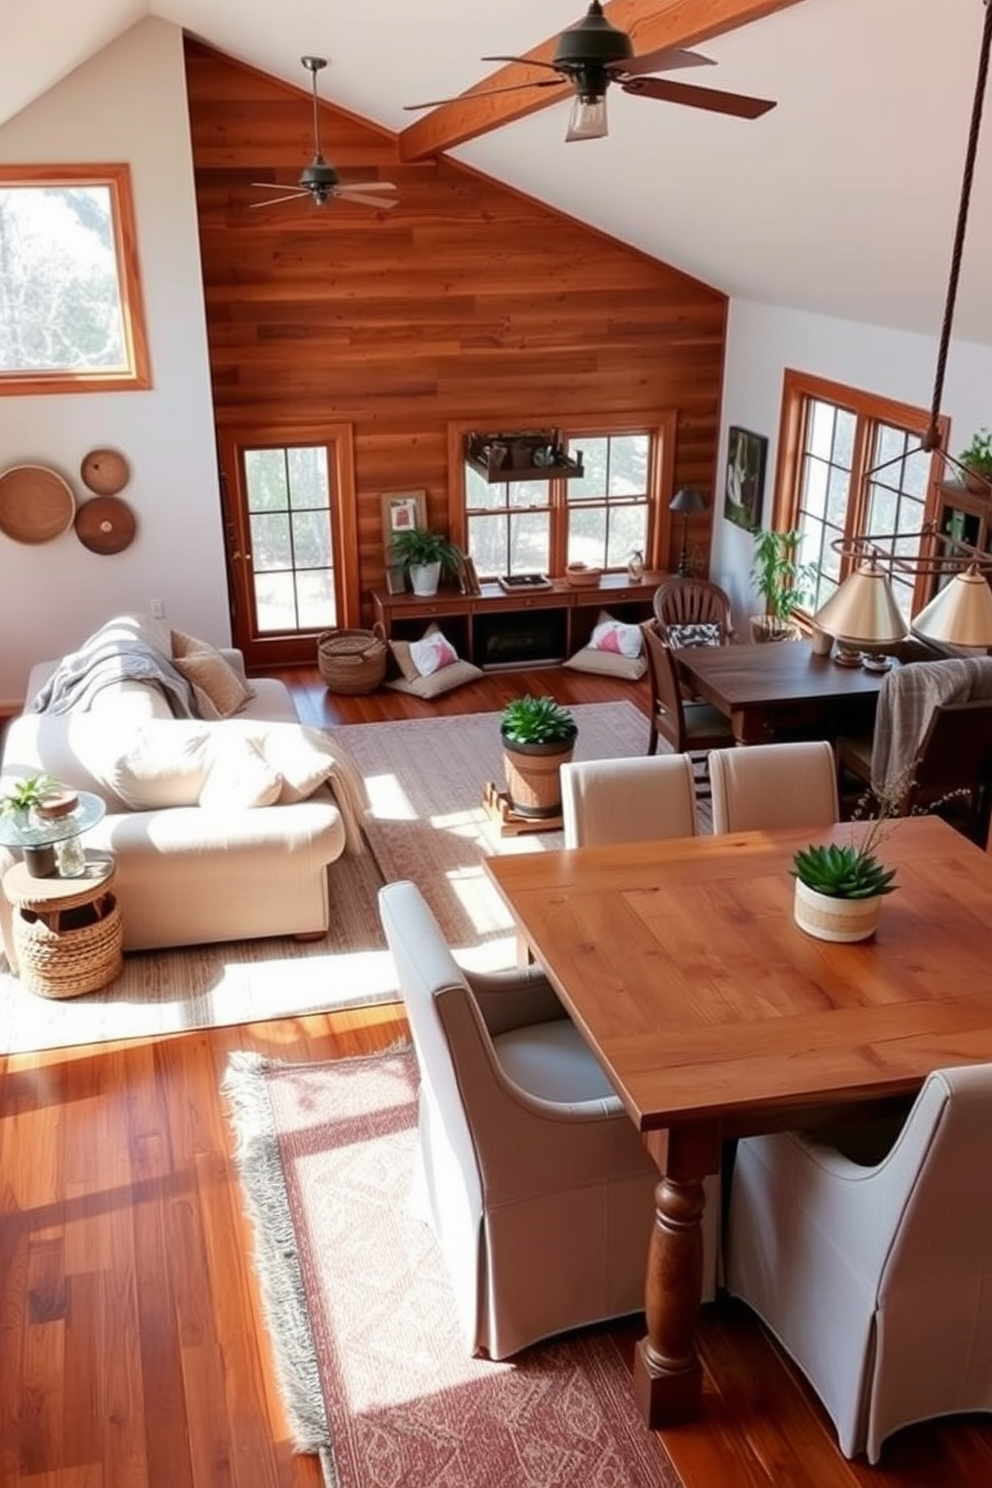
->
0, 464, 76, 544
80, 447, 130, 496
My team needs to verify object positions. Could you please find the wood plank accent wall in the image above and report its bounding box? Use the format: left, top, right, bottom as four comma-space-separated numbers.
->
184, 40, 728, 623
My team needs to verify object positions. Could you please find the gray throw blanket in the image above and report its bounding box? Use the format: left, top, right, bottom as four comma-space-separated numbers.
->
870, 656, 992, 796
31, 635, 199, 718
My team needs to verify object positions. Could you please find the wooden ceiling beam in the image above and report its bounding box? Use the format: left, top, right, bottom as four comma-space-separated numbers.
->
398, 0, 807, 162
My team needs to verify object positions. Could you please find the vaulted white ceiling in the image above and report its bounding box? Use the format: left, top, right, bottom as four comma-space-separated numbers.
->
4, 0, 991, 346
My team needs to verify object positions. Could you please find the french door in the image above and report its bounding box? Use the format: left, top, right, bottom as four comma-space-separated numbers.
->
217, 423, 358, 670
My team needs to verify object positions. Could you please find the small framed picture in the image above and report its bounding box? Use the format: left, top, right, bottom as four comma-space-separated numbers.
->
381, 490, 427, 557
724, 427, 768, 531
385, 564, 407, 596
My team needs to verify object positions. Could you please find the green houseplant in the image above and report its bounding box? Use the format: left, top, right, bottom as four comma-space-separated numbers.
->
957, 427, 992, 493
500, 696, 577, 821
749, 528, 819, 642
0, 772, 59, 817
792, 809, 897, 943
388, 526, 462, 597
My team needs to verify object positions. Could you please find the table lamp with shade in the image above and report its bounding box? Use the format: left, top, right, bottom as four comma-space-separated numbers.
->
669, 487, 706, 578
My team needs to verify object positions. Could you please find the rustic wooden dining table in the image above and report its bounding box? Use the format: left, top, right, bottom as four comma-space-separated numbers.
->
674, 639, 887, 743
484, 815, 992, 1430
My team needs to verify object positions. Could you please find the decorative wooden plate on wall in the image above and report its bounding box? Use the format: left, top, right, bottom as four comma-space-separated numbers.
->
80, 447, 130, 496
74, 495, 137, 554
0, 464, 76, 544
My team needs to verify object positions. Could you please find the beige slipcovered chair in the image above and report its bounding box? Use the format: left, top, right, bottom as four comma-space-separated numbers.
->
561, 753, 698, 847
709, 740, 839, 835
378, 880, 721, 1361
727, 1063, 992, 1463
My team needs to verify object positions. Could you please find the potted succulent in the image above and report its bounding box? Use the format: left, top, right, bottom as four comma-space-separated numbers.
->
749, 528, 819, 642
791, 820, 898, 943
957, 427, 992, 494
500, 695, 578, 820
388, 525, 462, 597
0, 772, 60, 819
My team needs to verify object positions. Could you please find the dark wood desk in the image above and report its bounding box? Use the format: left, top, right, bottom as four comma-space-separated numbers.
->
674, 640, 886, 743
484, 816, 992, 1430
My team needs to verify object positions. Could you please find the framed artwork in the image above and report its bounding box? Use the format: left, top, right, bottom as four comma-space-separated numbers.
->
384, 564, 407, 595
724, 427, 768, 532
381, 489, 427, 557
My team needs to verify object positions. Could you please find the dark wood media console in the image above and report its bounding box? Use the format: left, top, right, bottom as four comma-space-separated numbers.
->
371, 571, 668, 669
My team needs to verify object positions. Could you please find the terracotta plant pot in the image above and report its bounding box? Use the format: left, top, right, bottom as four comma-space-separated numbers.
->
501, 734, 576, 819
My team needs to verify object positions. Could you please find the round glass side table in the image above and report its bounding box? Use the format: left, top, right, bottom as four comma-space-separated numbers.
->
0, 789, 106, 877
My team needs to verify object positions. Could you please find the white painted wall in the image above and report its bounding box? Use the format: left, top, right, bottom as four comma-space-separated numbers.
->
712, 298, 992, 633
0, 17, 227, 708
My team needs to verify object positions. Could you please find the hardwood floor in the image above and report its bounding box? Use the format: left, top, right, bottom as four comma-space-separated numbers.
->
3, 665, 992, 1486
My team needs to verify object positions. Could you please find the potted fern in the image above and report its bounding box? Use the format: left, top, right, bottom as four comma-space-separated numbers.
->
500, 695, 577, 820
792, 813, 898, 943
957, 427, 992, 494
388, 526, 462, 597
749, 528, 819, 642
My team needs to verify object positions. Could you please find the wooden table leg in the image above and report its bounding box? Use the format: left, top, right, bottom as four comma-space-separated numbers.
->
632, 1122, 721, 1427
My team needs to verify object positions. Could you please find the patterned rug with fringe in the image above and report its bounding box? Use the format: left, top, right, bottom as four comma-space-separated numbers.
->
223, 1045, 683, 1488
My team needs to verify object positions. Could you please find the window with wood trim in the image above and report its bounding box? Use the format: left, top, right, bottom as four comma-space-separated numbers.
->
0, 164, 150, 396
773, 371, 947, 621
450, 414, 674, 579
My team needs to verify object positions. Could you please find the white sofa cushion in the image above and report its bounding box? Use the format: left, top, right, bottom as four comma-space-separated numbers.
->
198, 736, 284, 809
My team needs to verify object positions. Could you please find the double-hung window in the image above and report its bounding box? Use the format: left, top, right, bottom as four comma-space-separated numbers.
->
775, 371, 946, 621
454, 414, 672, 579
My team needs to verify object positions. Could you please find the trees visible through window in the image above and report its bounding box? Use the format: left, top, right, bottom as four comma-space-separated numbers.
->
243, 446, 337, 632
776, 372, 946, 621
0, 163, 150, 395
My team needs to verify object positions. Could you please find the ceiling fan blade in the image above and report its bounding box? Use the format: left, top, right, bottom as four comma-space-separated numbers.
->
249, 191, 309, 208
251, 180, 302, 191
404, 78, 559, 110
612, 46, 715, 78
622, 76, 776, 119
334, 181, 398, 193
480, 54, 561, 73
334, 190, 398, 209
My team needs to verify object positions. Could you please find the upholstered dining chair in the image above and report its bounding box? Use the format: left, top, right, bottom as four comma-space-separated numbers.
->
640, 620, 735, 794
709, 740, 839, 834
652, 576, 735, 648
379, 880, 725, 1361
726, 1062, 992, 1464
561, 753, 698, 847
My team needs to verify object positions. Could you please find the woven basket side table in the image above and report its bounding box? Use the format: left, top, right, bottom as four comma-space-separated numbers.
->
3, 853, 123, 998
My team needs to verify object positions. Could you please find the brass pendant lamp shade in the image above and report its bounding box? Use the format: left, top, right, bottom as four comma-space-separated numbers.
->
813, 563, 908, 646
912, 565, 992, 647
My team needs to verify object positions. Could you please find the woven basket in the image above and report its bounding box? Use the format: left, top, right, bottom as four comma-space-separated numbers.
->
317, 624, 388, 695
15, 894, 124, 999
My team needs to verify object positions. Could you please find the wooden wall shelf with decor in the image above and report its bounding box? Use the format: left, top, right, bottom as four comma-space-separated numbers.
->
372, 571, 666, 669
464, 430, 584, 484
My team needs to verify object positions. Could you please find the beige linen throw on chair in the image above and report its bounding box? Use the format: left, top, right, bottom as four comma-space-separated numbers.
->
870, 657, 992, 796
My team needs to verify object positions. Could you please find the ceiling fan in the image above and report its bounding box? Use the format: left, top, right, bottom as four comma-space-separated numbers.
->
252, 56, 398, 210
405, 1, 776, 142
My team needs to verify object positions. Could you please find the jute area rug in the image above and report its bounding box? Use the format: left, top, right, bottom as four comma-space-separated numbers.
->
224, 1046, 682, 1488
1, 701, 652, 1055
